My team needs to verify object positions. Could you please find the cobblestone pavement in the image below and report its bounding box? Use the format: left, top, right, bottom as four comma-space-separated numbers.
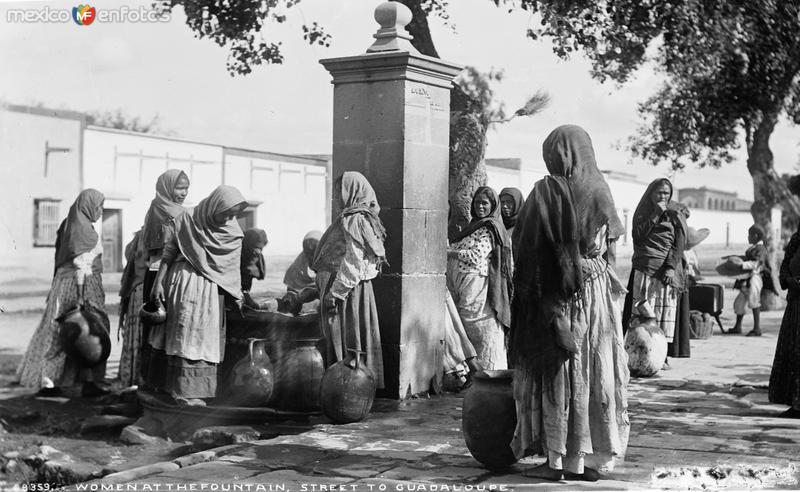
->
70, 276, 800, 491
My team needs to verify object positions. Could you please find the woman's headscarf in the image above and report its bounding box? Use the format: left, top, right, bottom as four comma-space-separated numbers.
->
54, 189, 104, 273
173, 185, 247, 299
542, 125, 625, 252
451, 186, 513, 328
284, 230, 322, 292
632, 178, 673, 244
312, 172, 387, 273
241, 228, 268, 292
510, 125, 622, 373
499, 187, 525, 230
629, 178, 688, 288
302, 230, 323, 257
141, 169, 189, 251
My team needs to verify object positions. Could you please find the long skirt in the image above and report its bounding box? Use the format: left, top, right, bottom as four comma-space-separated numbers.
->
446, 259, 507, 370
629, 270, 677, 341
317, 271, 384, 389
512, 257, 630, 474
118, 283, 144, 387
149, 261, 224, 399
141, 269, 163, 391
17, 269, 107, 390
667, 289, 691, 358
443, 289, 477, 376
769, 292, 800, 408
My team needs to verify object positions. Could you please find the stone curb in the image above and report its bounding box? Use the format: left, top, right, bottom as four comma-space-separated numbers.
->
93, 443, 250, 485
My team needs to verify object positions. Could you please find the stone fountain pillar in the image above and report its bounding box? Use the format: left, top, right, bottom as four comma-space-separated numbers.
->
320, 2, 462, 398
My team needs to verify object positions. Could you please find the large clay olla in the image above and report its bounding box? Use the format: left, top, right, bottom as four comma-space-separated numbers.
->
57, 305, 111, 367
274, 338, 325, 411
625, 318, 667, 377
319, 356, 376, 424
229, 339, 274, 407
461, 369, 518, 470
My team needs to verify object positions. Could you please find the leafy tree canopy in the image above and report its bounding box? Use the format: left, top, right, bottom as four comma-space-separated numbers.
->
512, 0, 800, 231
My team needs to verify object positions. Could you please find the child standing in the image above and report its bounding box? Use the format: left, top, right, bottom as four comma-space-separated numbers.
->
730, 224, 767, 336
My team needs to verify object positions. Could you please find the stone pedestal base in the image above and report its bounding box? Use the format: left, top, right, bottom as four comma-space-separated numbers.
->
374, 274, 445, 398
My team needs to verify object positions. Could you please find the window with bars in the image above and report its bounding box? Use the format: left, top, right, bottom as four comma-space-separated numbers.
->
34, 199, 61, 246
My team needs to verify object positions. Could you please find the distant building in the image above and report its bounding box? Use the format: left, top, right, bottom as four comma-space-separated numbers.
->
0, 105, 86, 277
0, 102, 782, 282
0, 104, 329, 278
677, 186, 752, 211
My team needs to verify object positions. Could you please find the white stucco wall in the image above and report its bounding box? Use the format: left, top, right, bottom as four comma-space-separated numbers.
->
82, 127, 328, 263
223, 151, 327, 255
83, 127, 225, 264
0, 108, 83, 274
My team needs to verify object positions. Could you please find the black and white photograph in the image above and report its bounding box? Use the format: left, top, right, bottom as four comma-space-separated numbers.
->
1, 0, 799, 489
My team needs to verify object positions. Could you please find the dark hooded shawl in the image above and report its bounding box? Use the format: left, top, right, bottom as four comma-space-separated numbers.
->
630, 178, 687, 286
284, 230, 322, 292
312, 172, 387, 274
141, 169, 188, 252
119, 170, 188, 321
509, 125, 623, 373
621, 178, 688, 332
54, 189, 104, 274
240, 228, 268, 292
118, 230, 148, 328
451, 186, 513, 328
499, 187, 525, 230
172, 185, 247, 299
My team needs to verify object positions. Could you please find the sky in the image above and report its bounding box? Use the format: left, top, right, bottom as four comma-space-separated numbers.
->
1, 0, 798, 200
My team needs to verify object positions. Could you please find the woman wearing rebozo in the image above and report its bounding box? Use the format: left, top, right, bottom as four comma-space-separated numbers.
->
149, 185, 248, 406
118, 168, 189, 388
312, 171, 386, 389
768, 174, 800, 419
446, 186, 513, 370
510, 125, 630, 481
17, 189, 110, 397
623, 178, 687, 371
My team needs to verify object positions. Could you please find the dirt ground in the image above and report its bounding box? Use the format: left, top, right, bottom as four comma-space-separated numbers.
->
0, 257, 298, 489
0, 352, 194, 489
0, 245, 770, 489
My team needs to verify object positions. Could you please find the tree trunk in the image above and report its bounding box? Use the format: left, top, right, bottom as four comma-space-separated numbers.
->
747, 113, 780, 245
746, 112, 782, 306
448, 86, 489, 238
398, 0, 439, 58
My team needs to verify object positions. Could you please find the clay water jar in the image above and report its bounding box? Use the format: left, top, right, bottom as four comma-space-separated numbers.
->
319, 349, 376, 424
271, 338, 324, 411
461, 369, 518, 470
625, 317, 667, 378
57, 304, 111, 368
229, 338, 274, 407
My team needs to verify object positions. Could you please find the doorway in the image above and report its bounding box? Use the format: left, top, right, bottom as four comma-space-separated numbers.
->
102, 209, 123, 272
